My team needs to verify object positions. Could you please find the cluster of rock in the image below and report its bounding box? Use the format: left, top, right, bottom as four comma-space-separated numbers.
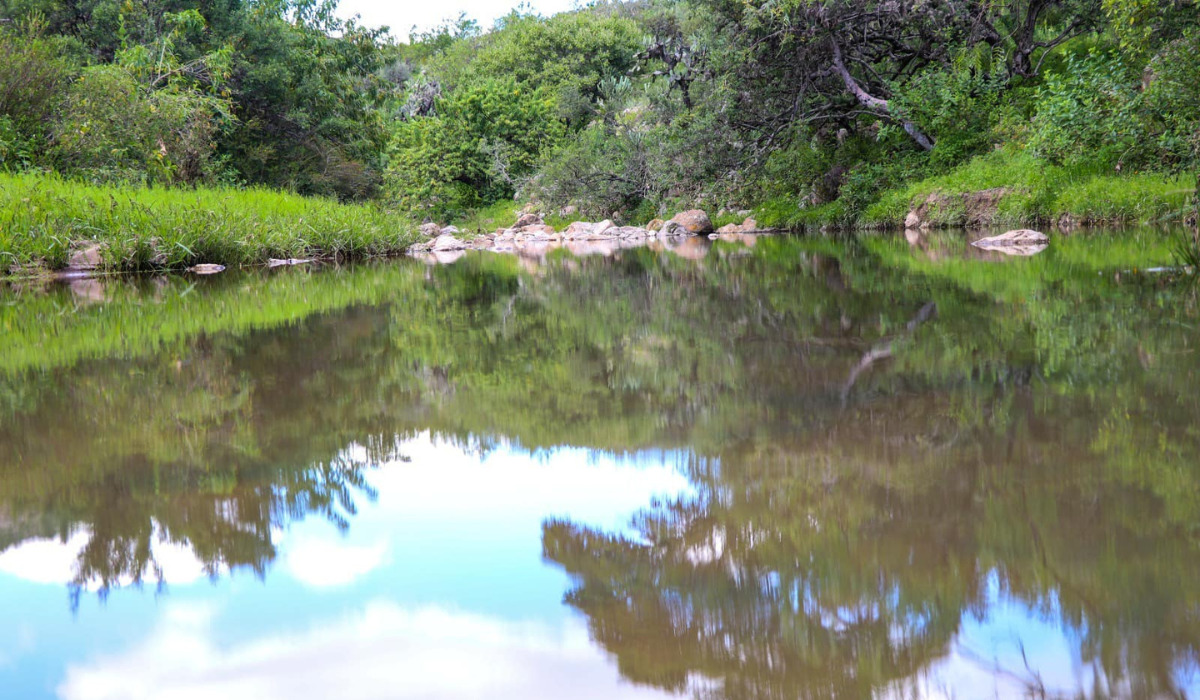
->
410, 209, 770, 256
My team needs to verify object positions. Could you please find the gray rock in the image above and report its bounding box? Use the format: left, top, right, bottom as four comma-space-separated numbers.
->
432, 234, 468, 251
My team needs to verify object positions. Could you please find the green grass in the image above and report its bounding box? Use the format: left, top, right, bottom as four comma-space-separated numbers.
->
858, 148, 1193, 229
0, 172, 418, 276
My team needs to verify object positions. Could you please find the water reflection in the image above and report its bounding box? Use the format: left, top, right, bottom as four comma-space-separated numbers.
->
1, 230, 1199, 698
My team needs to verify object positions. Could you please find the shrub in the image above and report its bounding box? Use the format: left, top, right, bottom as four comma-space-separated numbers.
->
1028, 50, 1144, 168
386, 76, 565, 217
0, 24, 81, 169
52, 65, 229, 186
1142, 31, 1200, 172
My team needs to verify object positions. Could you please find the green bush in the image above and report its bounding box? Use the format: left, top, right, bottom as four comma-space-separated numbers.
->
386, 76, 565, 218
1143, 31, 1200, 171
0, 24, 81, 169
432, 10, 642, 127
52, 65, 229, 186
1028, 50, 1144, 168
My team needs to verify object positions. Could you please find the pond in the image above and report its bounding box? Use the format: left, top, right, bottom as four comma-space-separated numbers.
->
1, 228, 1199, 699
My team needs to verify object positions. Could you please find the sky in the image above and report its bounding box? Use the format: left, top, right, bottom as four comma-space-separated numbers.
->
336, 0, 581, 38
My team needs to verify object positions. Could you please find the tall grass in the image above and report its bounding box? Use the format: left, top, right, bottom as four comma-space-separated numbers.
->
0, 172, 418, 275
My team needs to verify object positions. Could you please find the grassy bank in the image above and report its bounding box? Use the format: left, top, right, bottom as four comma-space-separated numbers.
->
754, 149, 1196, 231
0, 172, 417, 277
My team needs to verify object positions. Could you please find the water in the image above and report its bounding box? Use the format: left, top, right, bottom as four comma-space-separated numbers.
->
1, 229, 1199, 699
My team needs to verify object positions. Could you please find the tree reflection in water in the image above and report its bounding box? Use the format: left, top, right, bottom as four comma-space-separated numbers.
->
1, 232, 1199, 695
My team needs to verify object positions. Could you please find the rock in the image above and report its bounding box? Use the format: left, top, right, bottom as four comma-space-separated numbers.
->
431, 234, 468, 252
268, 258, 314, 267
559, 205, 578, 218
513, 213, 543, 229
668, 209, 713, 234
608, 226, 652, 239
440, 225, 461, 235
189, 263, 225, 275
906, 188, 1011, 229
971, 229, 1049, 248
562, 220, 615, 240
67, 243, 104, 271
419, 222, 442, 238
646, 219, 665, 232
736, 209, 752, 217
971, 229, 1049, 257
716, 217, 760, 234
659, 220, 690, 237
516, 224, 559, 241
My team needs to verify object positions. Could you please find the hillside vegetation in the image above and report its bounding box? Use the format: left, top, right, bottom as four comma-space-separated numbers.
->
1, 0, 1198, 274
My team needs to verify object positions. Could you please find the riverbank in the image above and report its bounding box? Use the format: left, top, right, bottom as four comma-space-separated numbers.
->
754, 149, 1196, 231
0, 172, 417, 278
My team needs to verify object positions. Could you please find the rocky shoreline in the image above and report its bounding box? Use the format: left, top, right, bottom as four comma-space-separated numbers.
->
408, 209, 778, 261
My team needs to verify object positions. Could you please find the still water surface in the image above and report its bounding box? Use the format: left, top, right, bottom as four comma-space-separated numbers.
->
1, 229, 1199, 699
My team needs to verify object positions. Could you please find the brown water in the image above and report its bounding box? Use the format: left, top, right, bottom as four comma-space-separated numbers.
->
1, 229, 1198, 699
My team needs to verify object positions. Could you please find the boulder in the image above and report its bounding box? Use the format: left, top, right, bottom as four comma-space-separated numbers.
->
905, 188, 1011, 229
431, 234, 468, 252
67, 243, 104, 271
516, 224, 559, 241
971, 229, 1049, 248
668, 209, 713, 234
646, 218, 665, 232
562, 220, 614, 240
971, 229, 1049, 257
608, 226, 653, 239
717, 217, 759, 234
513, 213, 543, 229
418, 222, 442, 238
440, 225, 461, 235
659, 220, 690, 237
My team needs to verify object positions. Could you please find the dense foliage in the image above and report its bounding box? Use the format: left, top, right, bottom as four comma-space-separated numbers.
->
1, 0, 1198, 224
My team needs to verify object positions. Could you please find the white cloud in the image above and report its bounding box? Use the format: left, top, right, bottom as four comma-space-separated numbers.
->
284, 537, 388, 588
0, 525, 211, 589
58, 600, 672, 700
